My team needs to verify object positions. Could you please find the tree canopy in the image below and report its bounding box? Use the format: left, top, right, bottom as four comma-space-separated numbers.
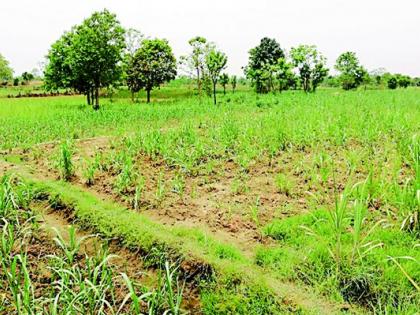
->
335, 52, 367, 90
44, 9, 126, 109
180, 36, 214, 97
245, 37, 285, 93
127, 39, 177, 103
0, 53, 13, 82
290, 45, 329, 93
206, 49, 228, 105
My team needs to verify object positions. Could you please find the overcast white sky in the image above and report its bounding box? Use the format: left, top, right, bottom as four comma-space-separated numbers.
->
1, 0, 419, 77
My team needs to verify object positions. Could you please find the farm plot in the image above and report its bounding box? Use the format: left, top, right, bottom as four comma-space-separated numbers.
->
1, 88, 419, 314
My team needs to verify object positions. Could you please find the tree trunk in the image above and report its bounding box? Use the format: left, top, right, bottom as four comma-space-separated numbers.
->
93, 87, 99, 110
131, 91, 134, 103
146, 89, 151, 103
223, 86, 226, 95
213, 82, 217, 105
87, 92, 91, 105
91, 90, 95, 105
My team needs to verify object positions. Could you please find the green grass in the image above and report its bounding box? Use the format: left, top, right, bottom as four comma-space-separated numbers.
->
1, 87, 418, 152
25, 176, 320, 314
1, 83, 419, 314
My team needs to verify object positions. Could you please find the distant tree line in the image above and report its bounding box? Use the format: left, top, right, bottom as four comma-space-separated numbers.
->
1, 10, 419, 108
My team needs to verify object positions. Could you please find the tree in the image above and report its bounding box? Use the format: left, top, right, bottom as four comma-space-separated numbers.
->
125, 28, 144, 58
231, 75, 237, 93
44, 31, 75, 93
21, 72, 35, 84
206, 49, 228, 105
0, 53, 13, 83
370, 68, 387, 86
219, 73, 229, 95
397, 74, 411, 88
245, 37, 285, 93
290, 45, 329, 93
127, 39, 177, 103
273, 58, 296, 92
122, 28, 144, 90
44, 10, 126, 110
335, 52, 367, 90
180, 37, 214, 97
387, 76, 398, 89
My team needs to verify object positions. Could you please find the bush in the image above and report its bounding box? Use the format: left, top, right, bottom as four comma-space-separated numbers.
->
387, 77, 398, 89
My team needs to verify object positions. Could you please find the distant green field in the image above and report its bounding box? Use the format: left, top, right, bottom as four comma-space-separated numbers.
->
1, 86, 418, 150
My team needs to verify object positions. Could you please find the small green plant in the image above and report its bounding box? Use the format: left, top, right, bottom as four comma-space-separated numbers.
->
56, 141, 74, 181
249, 197, 261, 226
115, 157, 137, 194
172, 173, 186, 201
120, 273, 152, 314
148, 261, 184, 314
155, 172, 166, 206
52, 225, 93, 265
83, 159, 98, 186
132, 176, 146, 211
275, 173, 294, 196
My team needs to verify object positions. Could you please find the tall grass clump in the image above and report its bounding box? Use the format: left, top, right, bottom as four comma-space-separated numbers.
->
55, 141, 74, 181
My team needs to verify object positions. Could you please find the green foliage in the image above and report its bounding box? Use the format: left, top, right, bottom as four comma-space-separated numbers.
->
245, 37, 285, 93
387, 76, 398, 89
0, 53, 13, 82
127, 38, 177, 103
44, 9, 126, 109
206, 49, 228, 105
201, 285, 288, 315
219, 73, 229, 94
290, 44, 329, 92
231, 75, 237, 93
274, 173, 294, 196
397, 74, 412, 88
180, 36, 214, 97
56, 141, 74, 181
273, 58, 297, 92
335, 51, 367, 90
21, 72, 34, 84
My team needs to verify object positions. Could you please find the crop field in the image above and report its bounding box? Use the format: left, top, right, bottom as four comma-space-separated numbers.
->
0, 85, 419, 314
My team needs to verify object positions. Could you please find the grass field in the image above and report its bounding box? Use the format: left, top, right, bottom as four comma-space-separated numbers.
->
1, 84, 419, 314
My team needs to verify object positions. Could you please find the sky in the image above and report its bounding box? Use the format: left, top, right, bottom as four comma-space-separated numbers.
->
1, 0, 419, 77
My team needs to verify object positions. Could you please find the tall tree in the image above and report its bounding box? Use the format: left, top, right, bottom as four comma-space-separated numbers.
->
0, 53, 13, 83
335, 52, 367, 90
180, 37, 214, 97
245, 37, 285, 93
127, 39, 177, 103
290, 45, 328, 93
44, 10, 126, 109
206, 49, 228, 105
